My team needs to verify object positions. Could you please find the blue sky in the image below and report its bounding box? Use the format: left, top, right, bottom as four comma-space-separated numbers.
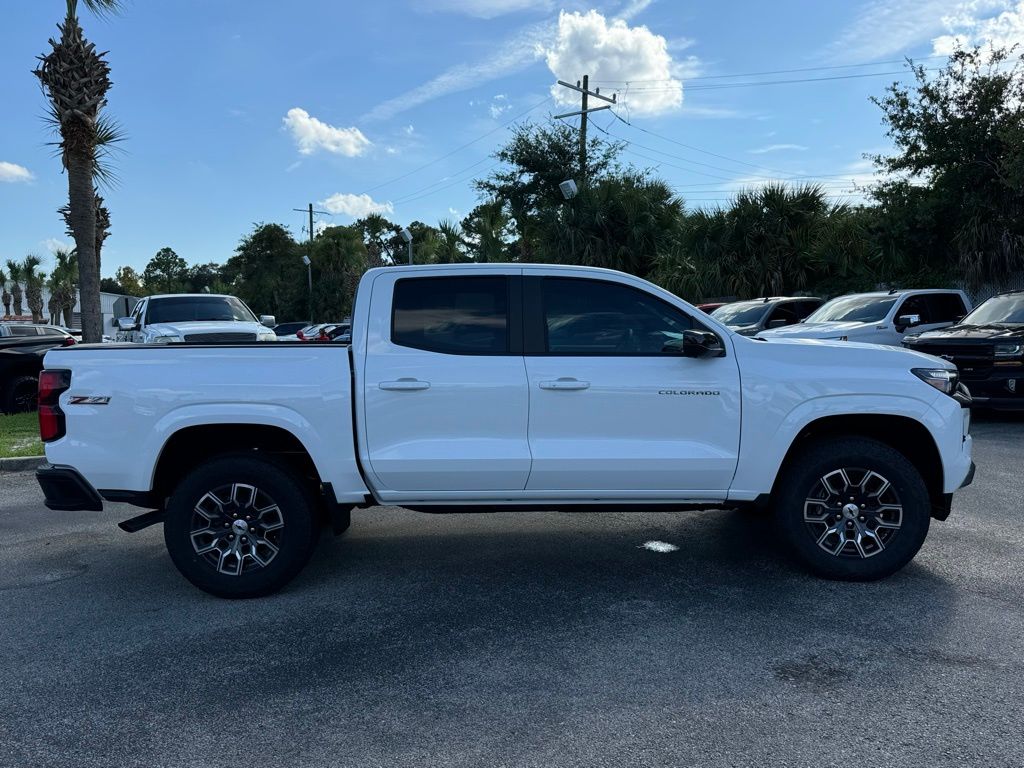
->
2, 0, 1022, 277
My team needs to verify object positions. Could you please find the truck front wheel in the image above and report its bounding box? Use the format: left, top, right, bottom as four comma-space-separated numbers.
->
774, 437, 931, 581
164, 455, 318, 598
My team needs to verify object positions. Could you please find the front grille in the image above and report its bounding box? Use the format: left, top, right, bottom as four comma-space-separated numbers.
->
907, 342, 993, 380
182, 332, 257, 343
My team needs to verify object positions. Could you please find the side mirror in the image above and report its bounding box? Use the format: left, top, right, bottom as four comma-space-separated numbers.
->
116, 317, 137, 332
767, 319, 788, 329
662, 330, 726, 359
896, 313, 921, 331
259, 314, 276, 328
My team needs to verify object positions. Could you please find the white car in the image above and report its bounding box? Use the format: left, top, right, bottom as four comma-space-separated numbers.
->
37, 264, 974, 597
115, 294, 276, 343
756, 289, 971, 346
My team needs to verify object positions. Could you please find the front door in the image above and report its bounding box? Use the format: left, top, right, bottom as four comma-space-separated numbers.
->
522, 273, 741, 495
362, 271, 531, 494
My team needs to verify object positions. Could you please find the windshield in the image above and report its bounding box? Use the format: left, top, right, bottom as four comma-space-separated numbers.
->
146, 296, 256, 324
711, 301, 770, 326
961, 295, 1024, 326
806, 295, 897, 324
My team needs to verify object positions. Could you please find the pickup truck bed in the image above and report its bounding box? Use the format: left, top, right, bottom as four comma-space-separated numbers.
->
36, 264, 975, 597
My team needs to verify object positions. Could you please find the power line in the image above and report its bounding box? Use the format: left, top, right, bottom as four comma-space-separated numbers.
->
361, 96, 551, 195
589, 55, 949, 84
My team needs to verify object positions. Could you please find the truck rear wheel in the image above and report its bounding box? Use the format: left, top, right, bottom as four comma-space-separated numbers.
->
774, 437, 931, 581
164, 455, 318, 598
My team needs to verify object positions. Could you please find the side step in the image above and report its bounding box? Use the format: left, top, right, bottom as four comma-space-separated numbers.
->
118, 509, 166, 533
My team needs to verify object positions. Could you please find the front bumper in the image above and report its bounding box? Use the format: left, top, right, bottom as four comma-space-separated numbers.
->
36, 464, 103, 512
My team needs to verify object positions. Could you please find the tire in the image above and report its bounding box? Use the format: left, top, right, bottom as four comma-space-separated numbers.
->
3, 375, 39, 414
164, 454, 318, 598
773, 437, 931, 581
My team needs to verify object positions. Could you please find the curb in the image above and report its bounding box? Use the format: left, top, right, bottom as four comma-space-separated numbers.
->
0, 456, 45, 473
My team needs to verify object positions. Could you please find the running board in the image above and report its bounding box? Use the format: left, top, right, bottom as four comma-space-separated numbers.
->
118, 509, 166, 533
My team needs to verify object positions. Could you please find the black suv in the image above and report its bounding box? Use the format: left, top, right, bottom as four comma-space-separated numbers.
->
710, 296, 823, 336
903, 290, 1024, 410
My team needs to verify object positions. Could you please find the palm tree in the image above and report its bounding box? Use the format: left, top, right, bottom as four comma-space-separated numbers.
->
435, 220, 466, 264
5, 261, 24, 317
60, 189, 110, 275
22, 256, 46, 323
49, 249, 80, 327
35, 0, 121, 343
0, 266, 10, 317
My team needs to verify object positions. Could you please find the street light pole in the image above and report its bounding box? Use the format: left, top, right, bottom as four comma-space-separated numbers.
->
302, 255, 312, 322
400, 227, 413, 265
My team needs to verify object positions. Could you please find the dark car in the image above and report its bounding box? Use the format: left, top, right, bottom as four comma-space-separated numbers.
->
272, 321, 311, 338
903, 290, 1024, 410
711, 296, 824, 336
0, 333, 76, 413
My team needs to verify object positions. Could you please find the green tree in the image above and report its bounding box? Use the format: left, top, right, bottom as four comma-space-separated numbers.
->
22, 255, 46, 323
5, 261, 24, 316
309, 225, 368, 319
35, 0, 123, 342
354, 214, 405, 264
476, 121, 622, 259
435, 219, 466, 263
871, 46, 1024, 290
461, 201, 513, 263
48, 249, 79, 326
224, 224, 303, 319
0, 266, 10, 317
143, 247, 188, 294
114, 265, 143, 296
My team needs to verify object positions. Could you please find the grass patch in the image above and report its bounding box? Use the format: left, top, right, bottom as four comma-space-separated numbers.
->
0, 412, 43, 459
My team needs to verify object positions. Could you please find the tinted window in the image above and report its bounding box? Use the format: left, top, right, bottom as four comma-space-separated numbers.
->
793, 300, 822, 319
392, 276, 508, 355
146, 296, 256, 324
766, 303, 799, 326
923, 293, 967, 323
541, 278, 693, 355
898, 295, 930, 323
40, 327, 64, 336
7, 326, 38, 336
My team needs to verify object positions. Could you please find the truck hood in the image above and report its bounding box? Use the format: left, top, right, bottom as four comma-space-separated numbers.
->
906, 323, 1024, 343
745, 335, 954, 369
147, 320, 269, 337
755, 321, 876, 340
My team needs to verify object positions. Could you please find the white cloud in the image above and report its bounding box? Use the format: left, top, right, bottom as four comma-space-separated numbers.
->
749, 144, 809, 154
415, 0, 552, 17
824, 0, 1016, 60
615, 0, 654, 21
42, 238, 71, 253
933, 0, 1024, 53
283, 108, 371, 157
318, 193, 394, 218
363, 22, 551, 121
545, 10, 683, 117
489, 94, 513, 118
0, 161, 33, 183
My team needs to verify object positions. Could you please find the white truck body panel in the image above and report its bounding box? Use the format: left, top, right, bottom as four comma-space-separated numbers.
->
43, 264, 973, 510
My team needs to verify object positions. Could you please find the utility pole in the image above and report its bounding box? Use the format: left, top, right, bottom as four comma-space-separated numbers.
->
555, 76, 616, 184
293, 203, 327, 322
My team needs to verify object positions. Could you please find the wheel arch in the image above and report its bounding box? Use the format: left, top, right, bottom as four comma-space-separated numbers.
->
770, 414, 945, 519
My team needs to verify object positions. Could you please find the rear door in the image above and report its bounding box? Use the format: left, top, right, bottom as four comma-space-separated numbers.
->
521, 272, 741, 495
361, 270, 531, 494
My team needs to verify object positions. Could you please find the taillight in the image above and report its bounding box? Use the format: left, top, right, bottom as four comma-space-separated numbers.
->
62, 336, 77, 347
38, 369, 71, 443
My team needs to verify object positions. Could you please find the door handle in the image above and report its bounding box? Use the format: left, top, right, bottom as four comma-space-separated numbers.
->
379, 378, 430, 391
539, 378, 590, 391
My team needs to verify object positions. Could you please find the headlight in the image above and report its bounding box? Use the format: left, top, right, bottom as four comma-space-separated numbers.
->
912, 367, 959, 395
152, 335, 181, 344
994, 343, 1023, 359
257, 332, 277, 342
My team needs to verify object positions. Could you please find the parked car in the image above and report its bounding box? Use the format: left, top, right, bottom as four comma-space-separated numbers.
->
296, 323, 350, 342
114, 294, 277, 343
757, 289, 971, 346
271, 321, 311, 340
711, 297, 823, 336
696, 302, 727, 314
36, 264, 974, 598
0, 323, 77, 340
0, 333, 75, 413
903, 290, 1024, 410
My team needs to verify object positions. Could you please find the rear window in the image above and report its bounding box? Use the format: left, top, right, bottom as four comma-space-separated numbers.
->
392, 276, 509, 355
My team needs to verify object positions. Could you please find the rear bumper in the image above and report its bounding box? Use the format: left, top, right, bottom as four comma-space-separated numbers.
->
36, 464, 103, 512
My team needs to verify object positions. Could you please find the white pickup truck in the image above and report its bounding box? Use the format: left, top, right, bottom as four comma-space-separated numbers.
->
114, 293, 278, 343
36, 264, 975, 597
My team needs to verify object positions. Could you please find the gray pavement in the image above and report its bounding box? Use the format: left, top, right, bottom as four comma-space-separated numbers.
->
1, 418, 1022, 767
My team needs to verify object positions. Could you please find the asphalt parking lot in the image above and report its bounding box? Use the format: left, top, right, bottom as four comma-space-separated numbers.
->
1, 417, 1022, 768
